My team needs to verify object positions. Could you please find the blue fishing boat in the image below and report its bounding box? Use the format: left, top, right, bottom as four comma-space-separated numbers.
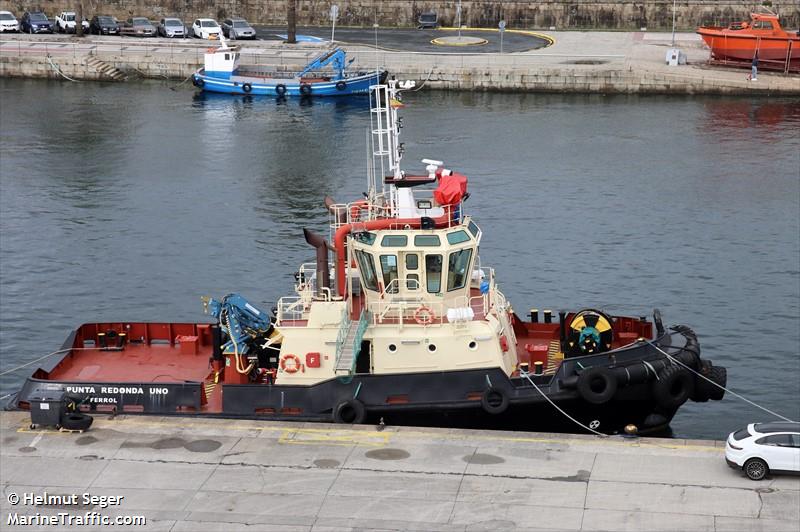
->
192, 38, 386, 97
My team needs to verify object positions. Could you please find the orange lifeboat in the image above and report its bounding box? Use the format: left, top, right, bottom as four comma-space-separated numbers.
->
697, 11, 800, 71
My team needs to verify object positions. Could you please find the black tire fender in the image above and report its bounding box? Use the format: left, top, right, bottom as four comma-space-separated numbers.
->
299, 83, 312, 96
194, 77, 205, 88
335, 80, 347, 91
653, 364, 694, 409
275, 83, 287, 96
577, 366, 618, 405
60, 412, 93, 432
481, 387, 509, 415
333, 399, 366, 424
707, 365, 727, 401
242, 82, 252, 93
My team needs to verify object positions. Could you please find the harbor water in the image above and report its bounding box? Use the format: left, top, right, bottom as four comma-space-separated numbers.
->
0, 78, 798, 439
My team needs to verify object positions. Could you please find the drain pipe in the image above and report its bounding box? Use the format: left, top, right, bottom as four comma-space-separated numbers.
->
303, 228, 331, 297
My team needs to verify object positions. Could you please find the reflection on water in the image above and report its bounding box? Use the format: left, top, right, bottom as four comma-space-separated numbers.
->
1, 78, 798, 439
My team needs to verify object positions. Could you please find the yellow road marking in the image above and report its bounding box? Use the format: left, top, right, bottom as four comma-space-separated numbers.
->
13, 417, 721, 452
278, 428, 390, 447
439, 26, 556, 46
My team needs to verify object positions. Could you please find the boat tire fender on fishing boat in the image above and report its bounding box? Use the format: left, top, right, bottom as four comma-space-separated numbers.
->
652, 365, 694, 409
333, 398, 367, 424
300, 83, 312, 96
577, 366, 618, 404
242, 82, 252, 93
481, 387, 510, 415
275, 84, 287, 96
193, 77, 204, 88
335, 80, 346, 91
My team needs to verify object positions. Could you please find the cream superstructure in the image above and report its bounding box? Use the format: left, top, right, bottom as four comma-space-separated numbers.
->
270, 81, 518, 385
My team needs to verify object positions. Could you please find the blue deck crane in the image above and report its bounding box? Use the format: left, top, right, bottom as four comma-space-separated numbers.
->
299, 48, 354, 80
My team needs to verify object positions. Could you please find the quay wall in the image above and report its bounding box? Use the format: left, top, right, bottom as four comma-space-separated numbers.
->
3, 44, 798, 95
1, 1, 799, 31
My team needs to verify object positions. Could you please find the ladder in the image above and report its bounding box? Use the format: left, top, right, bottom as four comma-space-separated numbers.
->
335, 321, 359, 374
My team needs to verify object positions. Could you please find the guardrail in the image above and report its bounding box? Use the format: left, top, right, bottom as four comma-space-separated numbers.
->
0, 36, 627, 72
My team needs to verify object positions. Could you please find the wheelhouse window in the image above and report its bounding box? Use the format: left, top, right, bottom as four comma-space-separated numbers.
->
355, 250, 378, 291
426, 255, 443, 293
446, 230, 471, 245
447, 249, 473, 291
354, 231, 376, 245
380, 255, 399, 293
415, 235, 441, 247
468, 220, 480, 238
381, 235, 408, 247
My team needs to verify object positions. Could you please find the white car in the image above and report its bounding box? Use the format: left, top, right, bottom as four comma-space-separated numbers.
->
0, 11, 19, 32
192, 18, 221, 40
725, 422, 800, 480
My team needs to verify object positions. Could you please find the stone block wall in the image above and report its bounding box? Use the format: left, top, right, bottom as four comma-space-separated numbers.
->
0, 1, 798, 31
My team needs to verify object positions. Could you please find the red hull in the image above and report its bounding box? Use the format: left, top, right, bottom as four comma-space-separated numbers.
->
697, 12, 800, 71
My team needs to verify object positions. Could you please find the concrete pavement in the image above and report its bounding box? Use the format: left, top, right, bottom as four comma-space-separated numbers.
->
1, 411, 798, 531
1, 30, 798, 93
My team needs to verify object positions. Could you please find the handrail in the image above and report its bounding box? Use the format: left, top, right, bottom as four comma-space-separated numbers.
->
349, 309, 371, 372
333, 308, 351, 365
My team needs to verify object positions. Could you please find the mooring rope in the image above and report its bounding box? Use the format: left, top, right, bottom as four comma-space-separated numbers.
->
46, 54, 81, 82
408, 67, 435, 91
647, 340, 796, 423
170, 71, 196, 91
519, 370, 608, 437
0, 347, 104, 377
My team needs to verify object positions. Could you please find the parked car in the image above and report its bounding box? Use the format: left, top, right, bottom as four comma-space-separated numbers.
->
157, 18, 187, 38
20, 11, 54, 34
192, 18, 221, 40
89, 15, 119, 35
0, 11, 19, 32
417, 11, 438, 29
55, 12, 89, 34
221, 18, 256, 40
726, 422, 800, 480
120, 17, 156, 37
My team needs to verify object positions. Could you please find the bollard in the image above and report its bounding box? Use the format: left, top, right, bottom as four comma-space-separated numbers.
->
543, 310, 552, 324
530, 308, 538, 323
534, 361, 544, 375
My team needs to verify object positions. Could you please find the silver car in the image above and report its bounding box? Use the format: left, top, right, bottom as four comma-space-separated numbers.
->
158, 17, 186, 38
221, 18, 256, 40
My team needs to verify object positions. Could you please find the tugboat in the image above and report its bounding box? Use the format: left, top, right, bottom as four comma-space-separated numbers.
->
191, 36, 386, 97
10, 80, 727, 434
697, 9, 799, 72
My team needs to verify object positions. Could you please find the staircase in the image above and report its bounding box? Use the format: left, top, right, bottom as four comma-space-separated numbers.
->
86, 56, 127, 81
334, 310, 371, 375
335, 321, 359, 375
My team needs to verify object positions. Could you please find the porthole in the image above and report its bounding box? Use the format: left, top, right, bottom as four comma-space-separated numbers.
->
388, 343, 397, 353
428, 344, 437, 353
468, 341, 477, 350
